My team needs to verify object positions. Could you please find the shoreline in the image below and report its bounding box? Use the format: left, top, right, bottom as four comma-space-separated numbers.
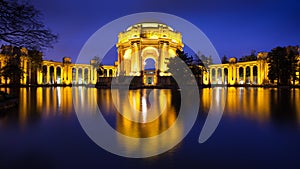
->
0, 84, 299, 89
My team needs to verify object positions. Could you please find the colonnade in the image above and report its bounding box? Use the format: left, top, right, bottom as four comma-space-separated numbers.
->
206, 60, 269, 85
0, 55, 118, 85
39, 62, 98, 85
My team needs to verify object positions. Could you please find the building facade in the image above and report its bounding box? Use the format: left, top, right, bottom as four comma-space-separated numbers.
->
116, 23, 184, 85
0, 48, 117, 85
0, 23, 299, 86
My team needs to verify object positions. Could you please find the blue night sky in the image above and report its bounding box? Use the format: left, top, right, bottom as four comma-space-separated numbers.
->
30, 0, 300, 64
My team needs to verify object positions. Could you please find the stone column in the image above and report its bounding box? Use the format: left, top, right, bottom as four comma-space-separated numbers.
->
221, 68, 225, 84
257, 64, 261, 85
0, 61, 3, 84
250, 66, 253, 84
23, 59, 27, 84
54, 66, 57, 84
90, 68, 93, 84
236, 67, 240, 84
209, 69, 212, 84
242, 67, 245, 84
160, 43, 168, 73
134, 43, 140, 74
215, 68, 218, 84
61, 67, 64, 84
87, 68, 91, 84
94, 68, 98, 84
68, 67, 72, 85
37, 68, 42, 85
231, 66, 235, 85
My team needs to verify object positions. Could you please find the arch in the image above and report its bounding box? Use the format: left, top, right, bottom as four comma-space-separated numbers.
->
42, 65, 47, 84
49, 66, 55, 84
84, 68, 89, 83
253, 65, 258, 84
246, 66, 250, 84
239, 67, 244, 84
211, 68, 216, 83
253, 65, 258, 76
72, 68, 76, 84
224, 68, 228, 84
104, 69, 107, 77
144, 58, 156, 70
109, 69, 113, 77
141, 46, 159, 58
56, 66, 62, 84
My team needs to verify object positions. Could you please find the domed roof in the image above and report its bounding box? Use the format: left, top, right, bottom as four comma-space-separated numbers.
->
126, 22, 174, 31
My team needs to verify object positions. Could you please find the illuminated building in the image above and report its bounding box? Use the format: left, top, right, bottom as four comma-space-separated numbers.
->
116, 22, 184, 85
0, 23, 299, 86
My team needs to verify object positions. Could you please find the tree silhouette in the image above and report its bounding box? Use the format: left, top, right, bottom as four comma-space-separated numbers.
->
166, 49, 209, 85
267, 46, 299, 85
0, 0, 57, 50
239, 50, 257, 62
0, 0, 57, 85
0, 45, 24, 85
221, 55, 228, 64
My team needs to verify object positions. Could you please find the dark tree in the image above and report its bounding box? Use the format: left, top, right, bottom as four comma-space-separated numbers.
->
166, 49, 190, 76
91, 56, 104, 77
239, 50, 257, 62
0, 0, 57, 50
199, 53, 213, 66
166, 49, 208, 85
221, 55, 228, 64
175, 49, 193, 66
267, 46, 299, 85
0, 0, 57, 85
0, 45, 24, 85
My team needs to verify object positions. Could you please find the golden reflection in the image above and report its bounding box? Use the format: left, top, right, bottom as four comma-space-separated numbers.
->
111, 89, 180, 138
12, 87, 74, 127
201, 87, 273, 123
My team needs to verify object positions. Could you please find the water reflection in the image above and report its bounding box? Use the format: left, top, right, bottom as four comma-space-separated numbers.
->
200, 87, 300, 126
0, 87, 73, 128
1, 87, 300, 130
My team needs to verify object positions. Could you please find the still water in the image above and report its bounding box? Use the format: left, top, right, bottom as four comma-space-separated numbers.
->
0, 87, 300, 169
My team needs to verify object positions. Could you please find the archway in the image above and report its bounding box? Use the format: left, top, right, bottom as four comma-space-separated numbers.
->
84, 68, 89, 84
253, 66, 258, 84
217, 68, 222, 84
224, 68, 228, 84
144, 58, 156, 70
56, 67, 61, 84
42, 65, 47, 84
49, 66, 54, 84
239, 67, 244, 84
143, 58, 156, 85
104, 69, 107, 77
141, 47, 159, 72
211, 69, 216, 84
246, 66, 250, 84
72, 68, 76, 84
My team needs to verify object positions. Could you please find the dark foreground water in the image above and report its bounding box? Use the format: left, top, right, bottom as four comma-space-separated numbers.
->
0, 87, 300, 169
